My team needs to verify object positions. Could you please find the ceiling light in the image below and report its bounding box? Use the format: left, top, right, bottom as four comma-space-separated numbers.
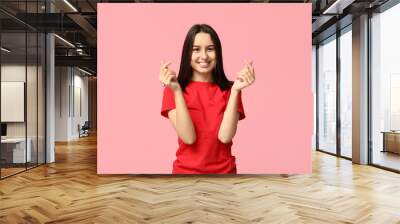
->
1, 47, 11, 53
54, 34, 75, 48
63, 0, 78, 12
322, 0, 355, 15
78, 67, 93, 76
323, 0, 341, 14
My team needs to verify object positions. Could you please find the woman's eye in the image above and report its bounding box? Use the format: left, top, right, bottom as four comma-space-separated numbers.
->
207, 48, 215, 52
192, 48, 199, 52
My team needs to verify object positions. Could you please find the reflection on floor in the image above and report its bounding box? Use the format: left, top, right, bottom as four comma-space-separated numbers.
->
0, 167, 25, 178
0, 134, 400, 223
373, 150, 400, 170
341, 147, 352, 158
0, 163, 41, 179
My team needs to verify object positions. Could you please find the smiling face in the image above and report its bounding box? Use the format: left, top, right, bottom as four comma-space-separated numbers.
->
190, 32, 217, 79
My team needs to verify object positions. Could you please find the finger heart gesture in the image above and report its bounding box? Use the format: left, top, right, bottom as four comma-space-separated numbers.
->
159, 60, 181, 92
232, 60, 255, 91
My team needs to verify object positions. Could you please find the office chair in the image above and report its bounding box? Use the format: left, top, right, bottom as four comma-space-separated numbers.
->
79, 121, 90, 138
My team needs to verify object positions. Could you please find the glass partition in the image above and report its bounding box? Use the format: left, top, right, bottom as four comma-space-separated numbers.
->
38, 32, 45, 165
317, 35, 337, 154
1, 31, 28, 177
0, 1, 46, 179
27, 31, 38, 169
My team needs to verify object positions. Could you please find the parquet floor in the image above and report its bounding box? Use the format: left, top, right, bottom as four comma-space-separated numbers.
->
0, 167, 25, 177
1, 134, 400, 223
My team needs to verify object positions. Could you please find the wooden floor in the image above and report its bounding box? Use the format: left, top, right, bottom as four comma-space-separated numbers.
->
1, 162, 45, 178
0, 167, 26, 178
373, 150, 400, 171
1, 134, 400, 223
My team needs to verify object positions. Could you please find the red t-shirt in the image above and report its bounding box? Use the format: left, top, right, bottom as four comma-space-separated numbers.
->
161, 81, 245, 174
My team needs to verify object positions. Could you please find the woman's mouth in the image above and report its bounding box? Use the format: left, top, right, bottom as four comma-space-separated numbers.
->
198, 62, 210, 68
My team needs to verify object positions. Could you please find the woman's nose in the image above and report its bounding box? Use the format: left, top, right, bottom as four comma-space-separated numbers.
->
200, 50, 208, 59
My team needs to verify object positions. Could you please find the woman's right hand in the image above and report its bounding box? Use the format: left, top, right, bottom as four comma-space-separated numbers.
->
159, 61, 181, 92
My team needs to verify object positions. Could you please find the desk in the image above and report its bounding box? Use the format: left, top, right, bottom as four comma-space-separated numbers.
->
381, 131, 400, 154
1, 138, 32, 163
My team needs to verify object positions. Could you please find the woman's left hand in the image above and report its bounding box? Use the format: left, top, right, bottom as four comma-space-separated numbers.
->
232, 60, 255, 91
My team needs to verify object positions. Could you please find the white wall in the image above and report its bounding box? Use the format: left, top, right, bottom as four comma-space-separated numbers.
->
55, 67, 70, 141
55, 67, 89, 141
1, 66, 26, 132
72, 73, 89, 138
1, 65, 41, 137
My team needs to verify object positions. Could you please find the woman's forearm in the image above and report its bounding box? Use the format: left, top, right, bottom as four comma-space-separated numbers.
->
218, 89, 240, 143
174, 89, 197, 144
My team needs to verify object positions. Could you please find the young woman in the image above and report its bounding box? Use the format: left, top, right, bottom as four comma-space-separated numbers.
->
160, 24, 255, 174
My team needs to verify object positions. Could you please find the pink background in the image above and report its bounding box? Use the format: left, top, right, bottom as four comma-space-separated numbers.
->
98, 3, 312, 174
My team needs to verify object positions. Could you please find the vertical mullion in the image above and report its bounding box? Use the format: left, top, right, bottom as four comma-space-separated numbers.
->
36, 0, 39, 167
316, 45, 319, 150
367, 11, 373, 165
44, 0, 47, 164
25, 0, 28, 171
336, 30, 341, 157
69, 69, 71, 118
60, 68, 61, 117
73, 68, 75, 118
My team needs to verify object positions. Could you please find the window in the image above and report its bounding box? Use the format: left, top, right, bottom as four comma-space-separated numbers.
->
339, 27, 352, 158
371, 3, 400, 171
317, 35, 337, 154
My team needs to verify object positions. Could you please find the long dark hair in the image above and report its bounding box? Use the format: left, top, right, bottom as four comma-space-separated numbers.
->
177, 24, 232, 92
